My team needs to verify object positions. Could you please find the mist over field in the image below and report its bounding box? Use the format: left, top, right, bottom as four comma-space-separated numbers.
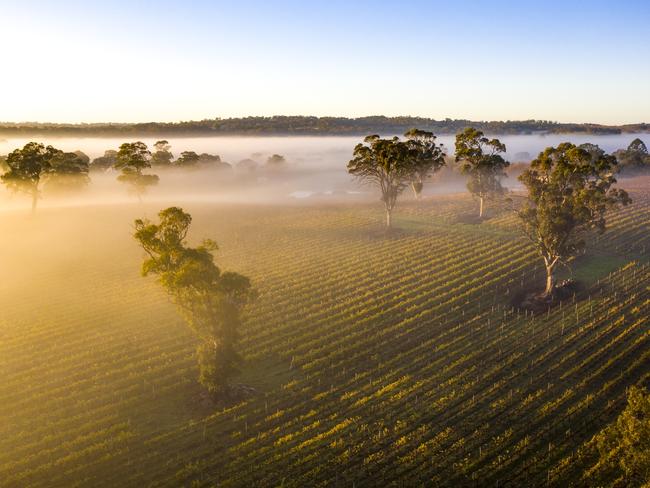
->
1, 132, 645, 162
1, 133, 646, 211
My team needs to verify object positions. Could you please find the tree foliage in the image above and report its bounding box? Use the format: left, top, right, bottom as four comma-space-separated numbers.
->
1, 142, 89, 211
133, 207, 255, 396
347, 135, 416, 228
90, 150, 118, 171
266, 154, 286, 167
115, 141, 152, 173
236, 159, 258, 173
73, 150, 90, 166
43, 150, 90, 193
613, 138, 650, 173
0, 116, 639, 137
518, 142, 630, 296
455, 127, 509, 217
114, 142, 158, 200
584, 386, 650, 487
198, 153, 222, 165
150, 140, 174, 166
175, 151, 201, 167
403, 128, 446, 199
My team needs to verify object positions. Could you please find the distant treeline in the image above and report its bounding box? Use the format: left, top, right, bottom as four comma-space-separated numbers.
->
1, 116, 648, 137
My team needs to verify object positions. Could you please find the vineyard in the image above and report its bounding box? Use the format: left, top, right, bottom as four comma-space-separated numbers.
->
0, 179, 648, 487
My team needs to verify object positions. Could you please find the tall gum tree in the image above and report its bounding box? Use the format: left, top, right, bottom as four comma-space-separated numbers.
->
1, 142, 88, 212
613, 138, 650, 173
150, 140, 174, 167
91, 150, 118, 171
134, 207, 255, 397
175, 151, 201, 167
518, 142, 630, 297
44, 150, 91, 194
404, 129, 446, 199
114, 141, 159, 201
348, 135, 414, 228
455, 127, 509, 218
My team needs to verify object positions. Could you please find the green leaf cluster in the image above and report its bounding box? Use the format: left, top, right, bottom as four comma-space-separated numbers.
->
134, 207, 255, 396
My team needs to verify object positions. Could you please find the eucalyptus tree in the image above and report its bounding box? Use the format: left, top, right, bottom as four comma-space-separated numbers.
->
114, 142, 159, 201
91, 150, 118, 171
73, 150, 90, 166
266, 154, 286, 167
404, 128, 446, 199
199, 153, 232, 172
613, 138, 650, 173
1, 142, 88, 212
43, 150, 91, 194
150, 140, 174, 167
518, 142, 630, 297
198, 153, 222, 164
587, 386, 650, 486
236, 159, 258, 173
175, 151, 200, 167
134, 207, 255, 397
348, 135, 414, 228
115, 141, 151, 173
1, 142, 56, 211
455, 128, 509, 218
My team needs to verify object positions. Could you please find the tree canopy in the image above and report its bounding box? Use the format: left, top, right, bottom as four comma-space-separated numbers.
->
348, 131, 449, 227
266, 154, 287, 170
518, 142, 630, 297
0, 116, 639, 137
584, 386, 650, 487
455, 127, 510, 218
115, 141, 152, 174
175, 151, 201, 167
150, 140, 174, 166
403, 128, 446, 199
90, 150, 118, 171
236, 159, 258, 173
198, 153, 222, 164
43, 150, 90, 193
348, 135, 415, 228
114, 142, 159, 200
134, 207, 255, 396
613, 138, 650, 173
1, 142, 89, 211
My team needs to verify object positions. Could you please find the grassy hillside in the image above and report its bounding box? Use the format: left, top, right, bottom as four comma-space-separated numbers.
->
0, 186, 648, 487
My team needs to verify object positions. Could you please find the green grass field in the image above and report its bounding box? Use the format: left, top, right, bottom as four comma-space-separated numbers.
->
0, 186, 648, 487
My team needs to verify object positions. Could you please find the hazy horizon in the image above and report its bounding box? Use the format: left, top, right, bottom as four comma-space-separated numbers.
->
2, 115, 649, 126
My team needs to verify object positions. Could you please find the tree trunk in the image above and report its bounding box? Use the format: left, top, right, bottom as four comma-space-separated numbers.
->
411, 182, 421, 200
386, 208, 392, 228
544, 262, 556, 296
31, 189, 38, 214
479, 197, 484, 218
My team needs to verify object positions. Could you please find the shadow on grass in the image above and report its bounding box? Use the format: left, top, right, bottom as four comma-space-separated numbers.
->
512, 253, 635, 313
120, 356, 299, 436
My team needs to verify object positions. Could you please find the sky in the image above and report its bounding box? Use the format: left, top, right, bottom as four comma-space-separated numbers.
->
1, 0, 649, 124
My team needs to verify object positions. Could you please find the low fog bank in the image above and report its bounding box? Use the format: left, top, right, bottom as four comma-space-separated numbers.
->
1, 133, 645, 213
0, 165, 473, 213
1, 133, 646, 164
0, 143, 473, 212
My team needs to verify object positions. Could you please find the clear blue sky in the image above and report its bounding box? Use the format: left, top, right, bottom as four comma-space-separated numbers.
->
1, 0, 648, 124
